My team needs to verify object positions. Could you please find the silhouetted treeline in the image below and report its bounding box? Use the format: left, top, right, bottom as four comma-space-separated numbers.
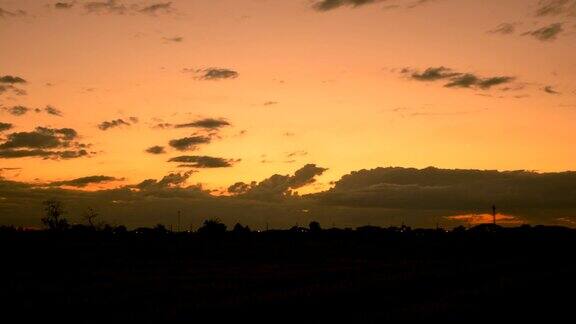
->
2, 200, 576, 323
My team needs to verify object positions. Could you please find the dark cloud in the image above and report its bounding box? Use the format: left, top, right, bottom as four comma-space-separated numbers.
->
98, 118, 134, 130
54, 2, 74, 9
316, 167, 576, 224
136, 170, 197, 190
0, 148, 88, 159
168, 155, 238, 168
523, 23, 564, 41
49, 176, 121, 188
0, 127, 88, 160
410, 66, 459, 81
5, 106, 29, 116
263, 101, 278, 106
168, 136, 211, 151
0, 122, 13, 132
183, 68, 239, 81
544, 85, 560, 94
0, 76, 26, 84
145, 145, 166, 155
312, 0, 382, 11
404, 67, 515, 90
174, 118, 231, 129
489, 23, 517, 35
229, 164, 327, 200
43, 105, 63, 116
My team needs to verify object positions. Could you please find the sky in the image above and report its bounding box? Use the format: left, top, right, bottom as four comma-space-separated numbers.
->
1, 0, 576, 229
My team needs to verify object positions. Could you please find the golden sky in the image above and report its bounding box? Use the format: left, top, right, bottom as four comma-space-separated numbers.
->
1, 0, 576, 228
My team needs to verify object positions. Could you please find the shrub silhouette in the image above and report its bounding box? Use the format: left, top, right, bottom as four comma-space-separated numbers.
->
233, 223, 251, 234
309, 221, 322, 233
198, 219, 227, 235
41, 199, 69, 231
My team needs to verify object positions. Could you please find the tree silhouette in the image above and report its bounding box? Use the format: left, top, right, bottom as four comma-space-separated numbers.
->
198, 219, 227, 235
83, 207, 99, 228
309, 221, 322, 233
41, 199, 69, 231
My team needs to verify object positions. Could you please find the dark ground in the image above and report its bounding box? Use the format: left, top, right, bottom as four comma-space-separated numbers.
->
2, 225, 576, 323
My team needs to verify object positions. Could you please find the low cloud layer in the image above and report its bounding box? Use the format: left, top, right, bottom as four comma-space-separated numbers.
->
49, 175, 122, 188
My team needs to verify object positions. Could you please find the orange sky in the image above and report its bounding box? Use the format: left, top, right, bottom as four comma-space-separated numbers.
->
1, 0, 576, 194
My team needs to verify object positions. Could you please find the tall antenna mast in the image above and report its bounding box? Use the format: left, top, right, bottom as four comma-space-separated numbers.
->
177, 210, 181, 232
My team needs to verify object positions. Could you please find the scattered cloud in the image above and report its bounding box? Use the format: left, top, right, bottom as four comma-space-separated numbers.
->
175, 118, 230, 129
163, 36, 183, 43
489, 23, 517, 35
139, 2, 173, 15
523, 23, 564, 41
544, 85, 561, 94
0, 127, 89, 160
0, 8, 27, 18
183, 68, 239, 81
145, 145, 166, 154
168, 155, 239, 168
54, 2, 74, 10
168, 136, 211, 151
535, 0, 576, 18
403, 67, 515, 90
98, 118, 137, 130
312, 0, 382, 12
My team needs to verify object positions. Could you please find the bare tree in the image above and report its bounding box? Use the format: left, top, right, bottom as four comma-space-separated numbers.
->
41, 199, 69, 231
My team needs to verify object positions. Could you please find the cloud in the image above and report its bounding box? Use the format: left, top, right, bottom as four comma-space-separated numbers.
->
404, 67, 515, 90
139, 2, 173, 15
0, 122, 13, 132
410, 66, 460, 81
2, 105, 63, 117
229, 164, 327, 200
136, 170, 196, 190
0, 76, 26, 84
263, 101, 278, 106
174, 118, 231, 129
98, 118, 135, 130
312, 0, 437, 11
0, 8, 27, 18
54, 2, 74, 9
168, 155, 239, 168
0, 127, 89, 160
183, 68, 239, 81
489, 23, 517, 35
145, 146, 166, 154
523, 23, 564, 41
544, 85, 561, 94
4, 106, 29, 116
312, 0, 382, 11
535, 0, 576, 17
84, 0, 128, 14
168, 136, 211, 151
43, 105, 63, 116
163, 36, 183, 43
49, 176, 121, 188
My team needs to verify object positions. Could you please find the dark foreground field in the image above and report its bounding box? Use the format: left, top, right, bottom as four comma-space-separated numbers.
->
2, 225, 576, 323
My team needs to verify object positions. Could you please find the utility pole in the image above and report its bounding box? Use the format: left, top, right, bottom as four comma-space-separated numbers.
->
492, 205, 497, 225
